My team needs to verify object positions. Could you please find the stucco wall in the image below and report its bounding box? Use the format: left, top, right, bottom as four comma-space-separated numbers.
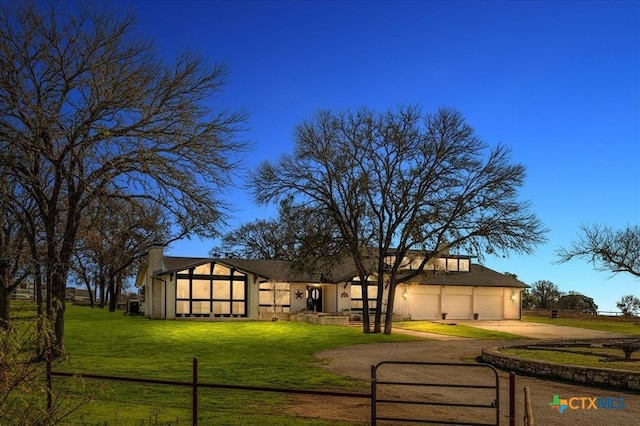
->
395, 285, 520, 320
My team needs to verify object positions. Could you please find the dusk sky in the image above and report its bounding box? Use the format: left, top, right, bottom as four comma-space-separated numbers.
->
120, 1, 639, 312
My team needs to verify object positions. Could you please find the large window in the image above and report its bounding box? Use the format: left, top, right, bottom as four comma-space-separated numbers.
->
175, 262, 247, 317
350, 281, 378, 313
259, 282, 290, 314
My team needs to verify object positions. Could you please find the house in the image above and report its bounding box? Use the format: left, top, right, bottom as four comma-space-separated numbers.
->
65, 287, 92, 304
135, 244, 526, 322
11, 282, 36, 300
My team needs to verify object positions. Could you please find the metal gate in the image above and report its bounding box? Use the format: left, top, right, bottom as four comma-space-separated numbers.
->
371, 361, 501, 425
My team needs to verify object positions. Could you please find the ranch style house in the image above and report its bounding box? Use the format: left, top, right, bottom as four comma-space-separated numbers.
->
135, 245, 526, 322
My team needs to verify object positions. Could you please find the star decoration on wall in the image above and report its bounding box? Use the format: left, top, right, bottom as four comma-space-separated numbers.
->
294, 289, 304, 299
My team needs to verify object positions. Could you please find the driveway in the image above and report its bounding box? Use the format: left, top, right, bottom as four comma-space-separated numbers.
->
286, 322, 638, 425
452, 319, 630, 340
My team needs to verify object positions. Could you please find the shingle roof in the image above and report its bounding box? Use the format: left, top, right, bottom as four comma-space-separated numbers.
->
156, 256, 526, 289
218, 258, 326, 282
162, 256, 213, 273
399, 264, 527, 288
157, 257, 336, 283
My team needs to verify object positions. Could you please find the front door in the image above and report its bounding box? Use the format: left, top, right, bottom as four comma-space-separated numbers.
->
306, 286, 322, 312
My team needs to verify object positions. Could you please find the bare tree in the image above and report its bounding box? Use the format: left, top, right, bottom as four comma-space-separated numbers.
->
72, 196, 170, 310
252, 106, 546, 333
557, 223, 640, 278
616, 294, 640, 316
0, 3, 246, 356
0, 180, 30, 327
212, 197, 344, 266
528, 280, 562, 309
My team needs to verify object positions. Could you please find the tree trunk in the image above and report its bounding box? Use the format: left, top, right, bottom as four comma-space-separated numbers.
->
361, 280, 371, 333
48, 267, 67, 359
35, 263, 43, 318
108, 275, 117, 312
84, 278, 94, 308
373, 275, 385, 334
99, 274, 106, 308
0, 284, 10, 329
94, 278, 98, 308
383, 281, 397, 335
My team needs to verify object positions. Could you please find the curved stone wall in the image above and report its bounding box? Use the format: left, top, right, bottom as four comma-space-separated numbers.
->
482, 346, 640, 391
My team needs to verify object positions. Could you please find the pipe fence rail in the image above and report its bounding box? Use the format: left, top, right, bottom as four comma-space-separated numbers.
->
371, 361, 504, 426
47, 358, 521, 425
47, 357, 370, 425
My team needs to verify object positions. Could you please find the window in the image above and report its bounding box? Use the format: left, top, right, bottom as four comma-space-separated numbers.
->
259, 282, 291, 313
350, 282, 378, 313
175, 262, 247, 317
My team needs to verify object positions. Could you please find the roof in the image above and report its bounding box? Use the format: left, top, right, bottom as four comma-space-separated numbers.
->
157, 256, 342, 283
399, 263, 527, 288
162, 256, 214, 273
155, 255, 525, 288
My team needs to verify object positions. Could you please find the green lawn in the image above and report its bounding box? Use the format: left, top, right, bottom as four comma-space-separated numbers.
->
522, 316, 640, 335
47, 305, 418, 425
393, 320, 523, 339
497, 316, 640, 374
501, 347, 640, 372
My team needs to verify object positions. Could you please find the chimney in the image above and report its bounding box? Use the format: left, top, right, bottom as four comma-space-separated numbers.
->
437, 242, 450, 256
147, 244, 166, 275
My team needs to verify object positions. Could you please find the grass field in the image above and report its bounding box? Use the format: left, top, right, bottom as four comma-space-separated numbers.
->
26, 304, 419, 425
14, 306, 639, 424
393, 320, 523, 339
522, 315, 640, 335
501, 346, 640, 372
498, 315, 640, 373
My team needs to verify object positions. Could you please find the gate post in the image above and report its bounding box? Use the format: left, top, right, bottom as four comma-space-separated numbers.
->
371, 364, 376, 426
509, 371, 516, 426
192, 358, 198, 426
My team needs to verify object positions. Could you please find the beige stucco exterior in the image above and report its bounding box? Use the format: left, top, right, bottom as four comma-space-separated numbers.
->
394, 284, 523, 320
135, 246, 526, 321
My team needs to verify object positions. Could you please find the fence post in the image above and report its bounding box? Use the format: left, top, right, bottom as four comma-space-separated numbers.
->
524, 386, 534, 426
192, 358, 198, 426
46, 345, 52, 411
370, 364, 376, 426
509, 371, 516, 426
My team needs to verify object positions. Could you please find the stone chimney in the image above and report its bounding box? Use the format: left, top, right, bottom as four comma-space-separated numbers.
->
437, 242, 450, 256
147, 244, 166, 275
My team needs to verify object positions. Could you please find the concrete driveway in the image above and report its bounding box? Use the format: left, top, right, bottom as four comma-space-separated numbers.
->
453, 319, 630, 339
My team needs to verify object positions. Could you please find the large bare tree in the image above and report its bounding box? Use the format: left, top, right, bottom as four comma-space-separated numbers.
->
252, 106, 546, 333
212, 197, 344, 263
557, 223, 640, 278
72, 196, 170, 310
0, 3, 246, 356
0, 176, 31, 327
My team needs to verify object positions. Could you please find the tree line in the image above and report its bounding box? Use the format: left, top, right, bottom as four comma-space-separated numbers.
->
522, 280, 640, 316
0, 2, 246, 357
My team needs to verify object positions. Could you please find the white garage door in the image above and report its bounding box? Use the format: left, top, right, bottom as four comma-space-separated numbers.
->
476, 295, 503, 320
407, 286, 440, 320
443, 294, 472, 319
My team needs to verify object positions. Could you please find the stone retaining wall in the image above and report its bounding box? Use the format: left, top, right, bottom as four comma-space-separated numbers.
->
482, 346, 640, 391
295, 312, 350, 326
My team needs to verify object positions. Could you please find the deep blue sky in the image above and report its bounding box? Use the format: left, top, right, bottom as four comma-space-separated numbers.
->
120, 1, 639, 311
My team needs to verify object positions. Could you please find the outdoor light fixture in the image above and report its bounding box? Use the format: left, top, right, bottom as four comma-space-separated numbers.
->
510, 292, 516, 301
403, 291, 408, 299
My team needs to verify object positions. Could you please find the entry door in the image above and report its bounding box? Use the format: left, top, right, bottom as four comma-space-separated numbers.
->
306, 286, 322, 312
